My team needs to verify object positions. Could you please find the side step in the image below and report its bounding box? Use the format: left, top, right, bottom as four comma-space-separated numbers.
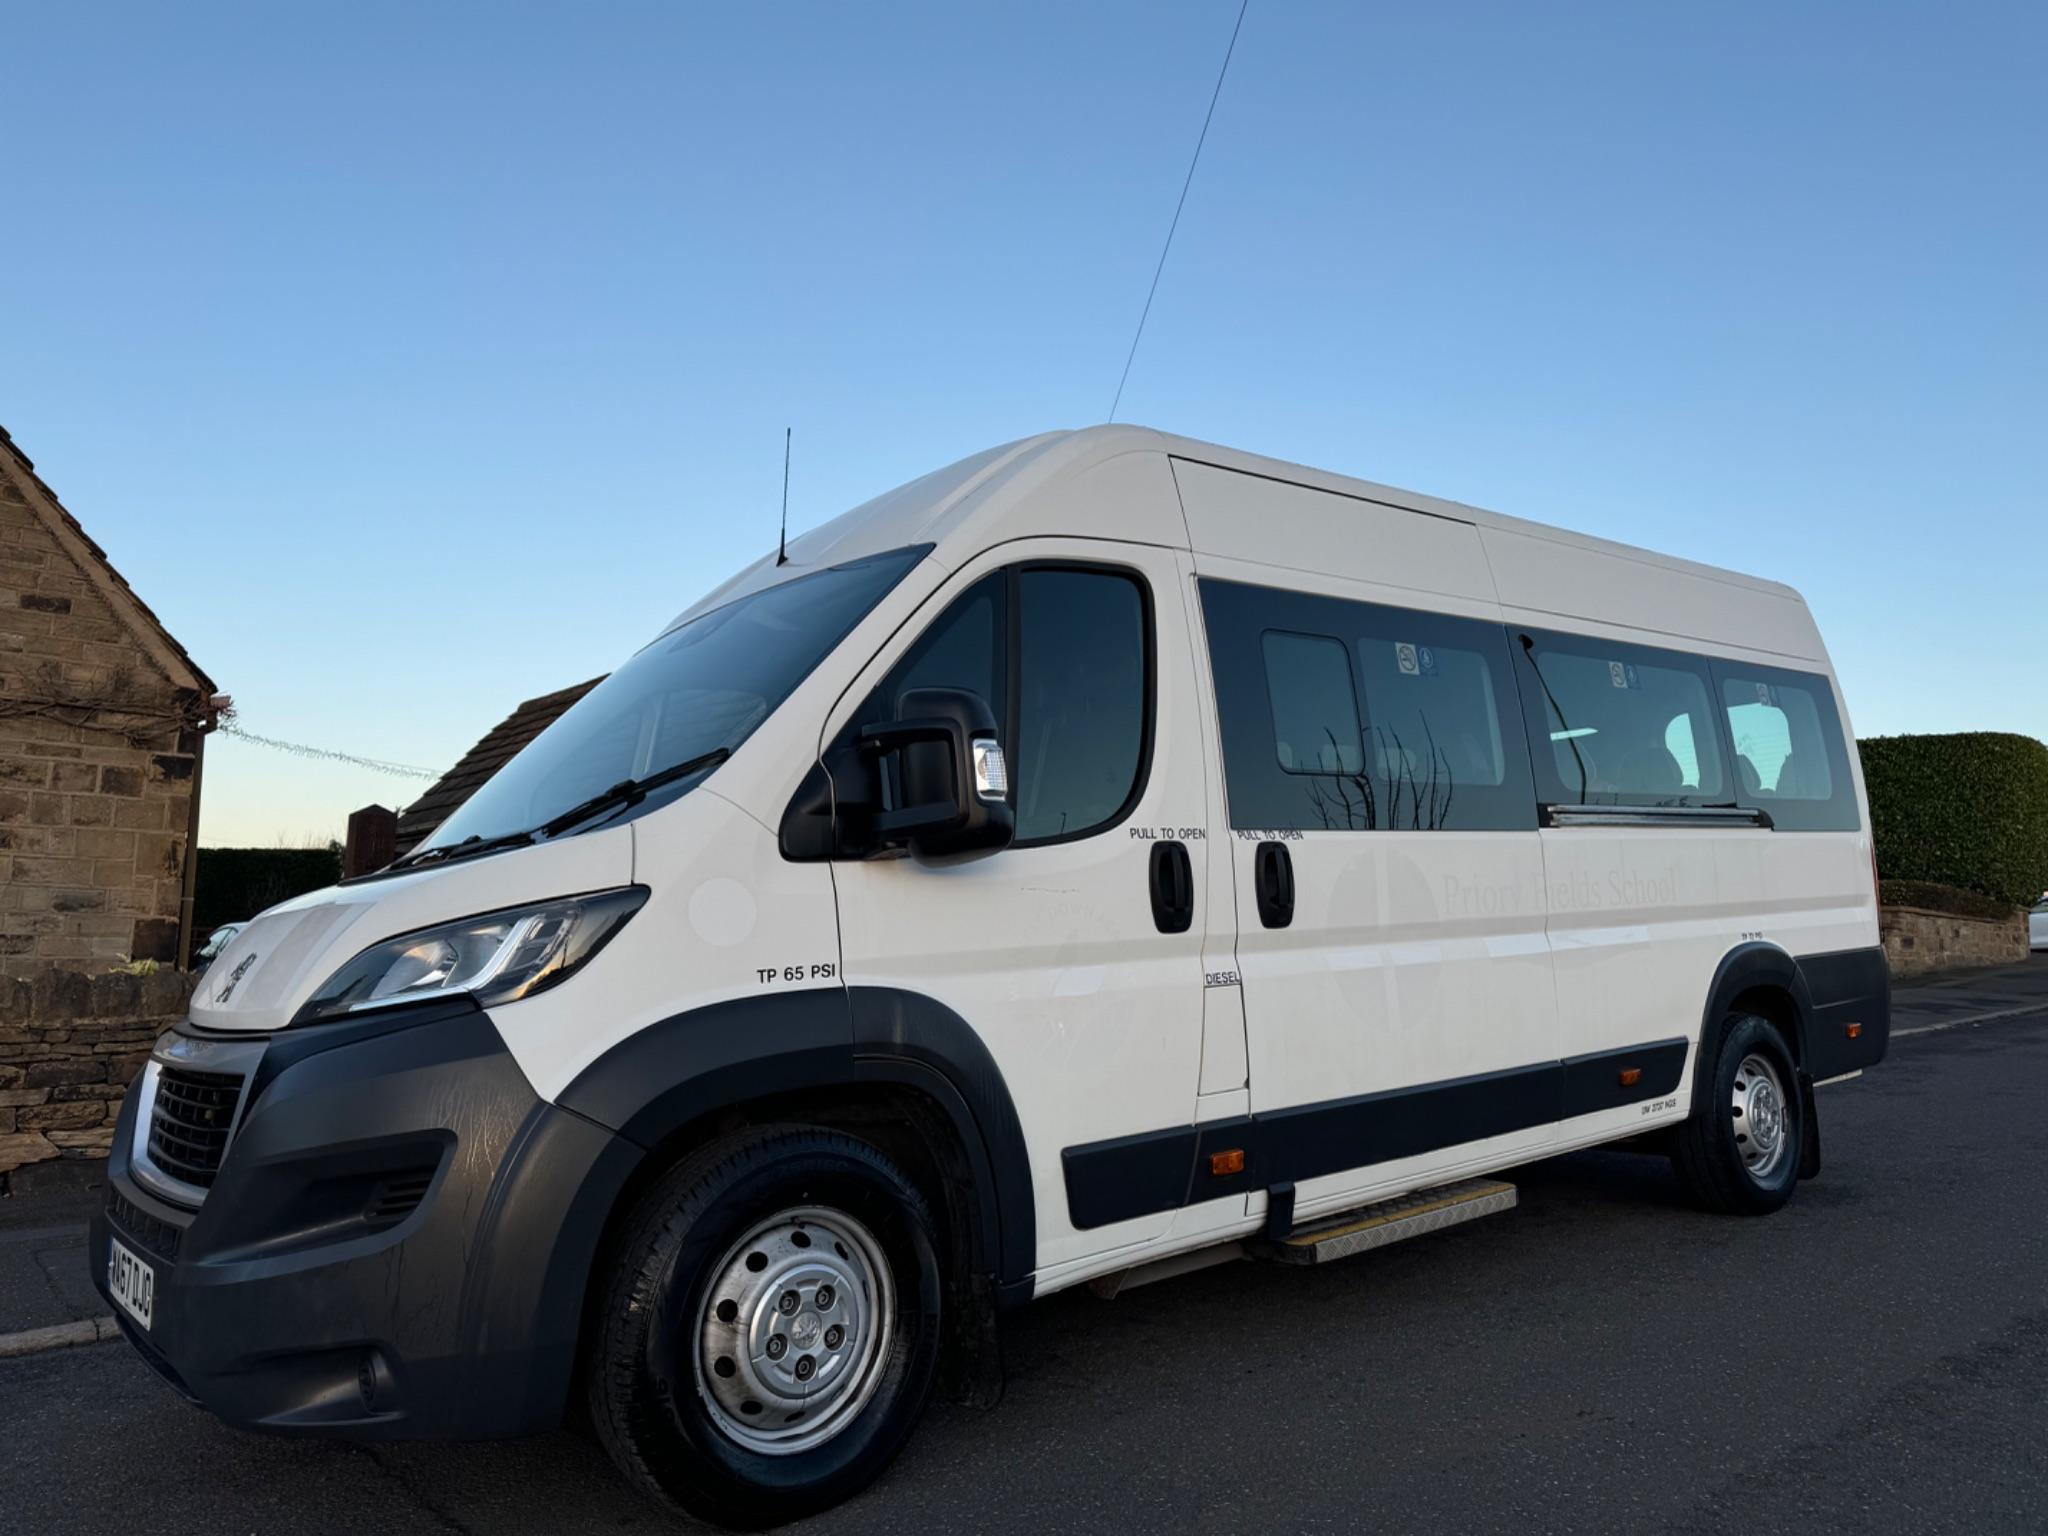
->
1251, 1178, 1517, 1265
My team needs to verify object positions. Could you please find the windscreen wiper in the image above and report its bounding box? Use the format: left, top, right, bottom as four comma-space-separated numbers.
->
537, 747, 732, 840
389, 828, 536, 872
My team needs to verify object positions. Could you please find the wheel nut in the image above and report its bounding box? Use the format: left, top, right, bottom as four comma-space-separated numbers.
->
815, 1284, 835, 1309
766, 1334, 787, 1360
824, 1325, 845, 1349
795, 1354, 816, 1381
778, 1290, 799, 1315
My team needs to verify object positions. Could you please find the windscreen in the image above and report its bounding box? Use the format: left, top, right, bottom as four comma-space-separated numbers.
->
421, 547, 925, 850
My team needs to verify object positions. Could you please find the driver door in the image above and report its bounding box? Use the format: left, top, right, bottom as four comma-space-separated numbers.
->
828, 539, 1231, 1286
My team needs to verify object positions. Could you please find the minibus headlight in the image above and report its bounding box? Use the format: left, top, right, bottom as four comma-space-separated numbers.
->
293, 886, 648, 1026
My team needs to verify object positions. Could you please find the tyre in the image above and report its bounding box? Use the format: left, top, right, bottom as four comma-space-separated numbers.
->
1671, 1012, 1803, 1215
587, 1125, 944, 1529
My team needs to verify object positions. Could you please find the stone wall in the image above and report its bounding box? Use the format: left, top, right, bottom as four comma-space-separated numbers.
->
0, 446, 203, 975
0, 967, 196, 1192
1879, 904, 2030, 979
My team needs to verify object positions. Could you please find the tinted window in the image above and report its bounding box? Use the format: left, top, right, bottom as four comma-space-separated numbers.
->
872, 571, 1006, 722
858, 565, 1150, 845
1014, 570, 1148, 841
1513, 632, 1728, 806
1713, 664, 1859, 831
1263, 633, 1364, 774
1353, 634, 1512, 797
426, 547, 924, 850
1201, 578, 1535, 831
865, 571, 1007, 815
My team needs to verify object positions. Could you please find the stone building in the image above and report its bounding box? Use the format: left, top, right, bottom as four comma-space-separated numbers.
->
0, 425, 221, 976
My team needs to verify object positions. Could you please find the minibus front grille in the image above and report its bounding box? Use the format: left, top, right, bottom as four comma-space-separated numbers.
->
145, 1066, 245, 1191
106, 1187, 184, 1262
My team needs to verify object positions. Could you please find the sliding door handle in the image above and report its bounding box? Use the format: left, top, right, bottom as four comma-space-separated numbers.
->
1254, 840, 1294, 929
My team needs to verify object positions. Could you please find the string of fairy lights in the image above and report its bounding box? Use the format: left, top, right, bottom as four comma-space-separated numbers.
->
217, 722, 439, 780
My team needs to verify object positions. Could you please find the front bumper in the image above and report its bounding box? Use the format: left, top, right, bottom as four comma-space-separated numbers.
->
90, 1000, 639, 1439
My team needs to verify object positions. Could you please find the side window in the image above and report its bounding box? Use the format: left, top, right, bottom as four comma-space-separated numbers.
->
858, 565, 1149, 845
1514, 632, 1728, 806
1201, 578, 1535, 831
1663, 715, 1706, 787
1351, 630, 1513, 811
871, 572, 1006, 722
1013, 570, 1148, 842
1725, 694, 1801, 795
862, 571, 1007, 817
1262, 633, 1364, 774
1713, 665, 1859, 831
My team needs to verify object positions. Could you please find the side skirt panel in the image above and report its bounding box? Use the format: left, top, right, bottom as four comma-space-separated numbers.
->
1061, 1038, 1689, 1231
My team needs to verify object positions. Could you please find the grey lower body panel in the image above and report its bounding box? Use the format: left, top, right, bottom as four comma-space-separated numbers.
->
91, 1004, 640, 1440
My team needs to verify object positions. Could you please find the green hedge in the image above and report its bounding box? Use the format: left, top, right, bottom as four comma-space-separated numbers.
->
194, 846, 342, 933
1859, 732, 2048, 910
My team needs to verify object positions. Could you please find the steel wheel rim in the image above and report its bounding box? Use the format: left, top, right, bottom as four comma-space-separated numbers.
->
1731, 1051, 1790, 1182
693, 1205, 895, 1456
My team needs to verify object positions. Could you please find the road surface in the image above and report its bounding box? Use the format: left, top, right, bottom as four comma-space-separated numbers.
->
4, 1002, 2044, 1534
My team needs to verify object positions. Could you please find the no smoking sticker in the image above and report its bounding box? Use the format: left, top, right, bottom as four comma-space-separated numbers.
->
1396, 642, 1437, 677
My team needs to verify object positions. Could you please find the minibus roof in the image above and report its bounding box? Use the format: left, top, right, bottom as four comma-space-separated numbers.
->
667, 426, 1825, 662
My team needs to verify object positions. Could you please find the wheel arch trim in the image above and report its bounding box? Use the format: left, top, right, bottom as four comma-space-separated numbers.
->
1699, 940, 1891, 1082
555, 986, 1036, 1294
1702, 941, 1816, 1066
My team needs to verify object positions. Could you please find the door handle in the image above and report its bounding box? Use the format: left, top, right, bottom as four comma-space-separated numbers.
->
1255, 841, 1294, 929
1149, 841, 1194, 934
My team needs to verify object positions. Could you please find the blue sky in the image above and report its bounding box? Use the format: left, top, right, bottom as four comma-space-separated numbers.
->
7, 2, 2042, 845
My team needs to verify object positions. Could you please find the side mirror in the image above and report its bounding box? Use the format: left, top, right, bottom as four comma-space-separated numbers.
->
777, 687, 1016, 863
860, 687, 1015, 862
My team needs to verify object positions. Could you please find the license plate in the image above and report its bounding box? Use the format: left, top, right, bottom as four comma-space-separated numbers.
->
107, 1236, 155, 1331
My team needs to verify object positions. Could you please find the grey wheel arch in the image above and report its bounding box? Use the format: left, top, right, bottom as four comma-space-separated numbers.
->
1700, 941, 1815, 1068
557, 986, 1036, 1300
1695, 942, 1821, 1180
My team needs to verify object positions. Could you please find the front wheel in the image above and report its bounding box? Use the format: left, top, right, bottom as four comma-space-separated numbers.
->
586, 1126, 944, 1529
1671, 1013, 1804, 1215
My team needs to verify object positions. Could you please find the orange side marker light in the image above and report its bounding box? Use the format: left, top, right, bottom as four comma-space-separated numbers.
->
1846, 1022, 1862, 1039
1209, 1148, 1245, 1177
1617, 1067, 1642, 1087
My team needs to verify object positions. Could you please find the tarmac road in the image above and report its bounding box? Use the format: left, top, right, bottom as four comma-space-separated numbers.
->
4, 1002, 2045, 1534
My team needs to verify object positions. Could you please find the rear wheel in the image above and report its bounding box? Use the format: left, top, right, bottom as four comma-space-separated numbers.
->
587, 1126, 943, 1529
1671, 1012, 1803, 1214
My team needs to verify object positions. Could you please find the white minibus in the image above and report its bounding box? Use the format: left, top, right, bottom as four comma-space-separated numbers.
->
95, 427, 1889, 1527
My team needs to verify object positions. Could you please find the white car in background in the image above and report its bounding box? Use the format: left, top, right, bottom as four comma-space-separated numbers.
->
2032, 895, 2048, 951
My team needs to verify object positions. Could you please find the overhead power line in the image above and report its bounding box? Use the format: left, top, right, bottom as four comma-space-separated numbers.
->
1107, 0, 1252, 425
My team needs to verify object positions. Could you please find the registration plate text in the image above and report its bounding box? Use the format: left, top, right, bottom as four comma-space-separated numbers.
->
107, 1236, 154, 1330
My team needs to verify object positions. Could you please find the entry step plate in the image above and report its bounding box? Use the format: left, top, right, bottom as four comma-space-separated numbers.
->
1255, 1178, 1517, 1265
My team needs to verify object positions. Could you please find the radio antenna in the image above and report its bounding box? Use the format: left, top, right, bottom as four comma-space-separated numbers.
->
777, 427, 792, 566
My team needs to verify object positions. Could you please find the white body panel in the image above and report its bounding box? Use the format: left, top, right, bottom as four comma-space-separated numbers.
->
189, 825, 634, 1033
1481, 526, 1828, 662
826, 537, 1232, 1275
1173, 459, 1497, 607
207, 425, 1878, 1302
495, 788, 843, 1104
